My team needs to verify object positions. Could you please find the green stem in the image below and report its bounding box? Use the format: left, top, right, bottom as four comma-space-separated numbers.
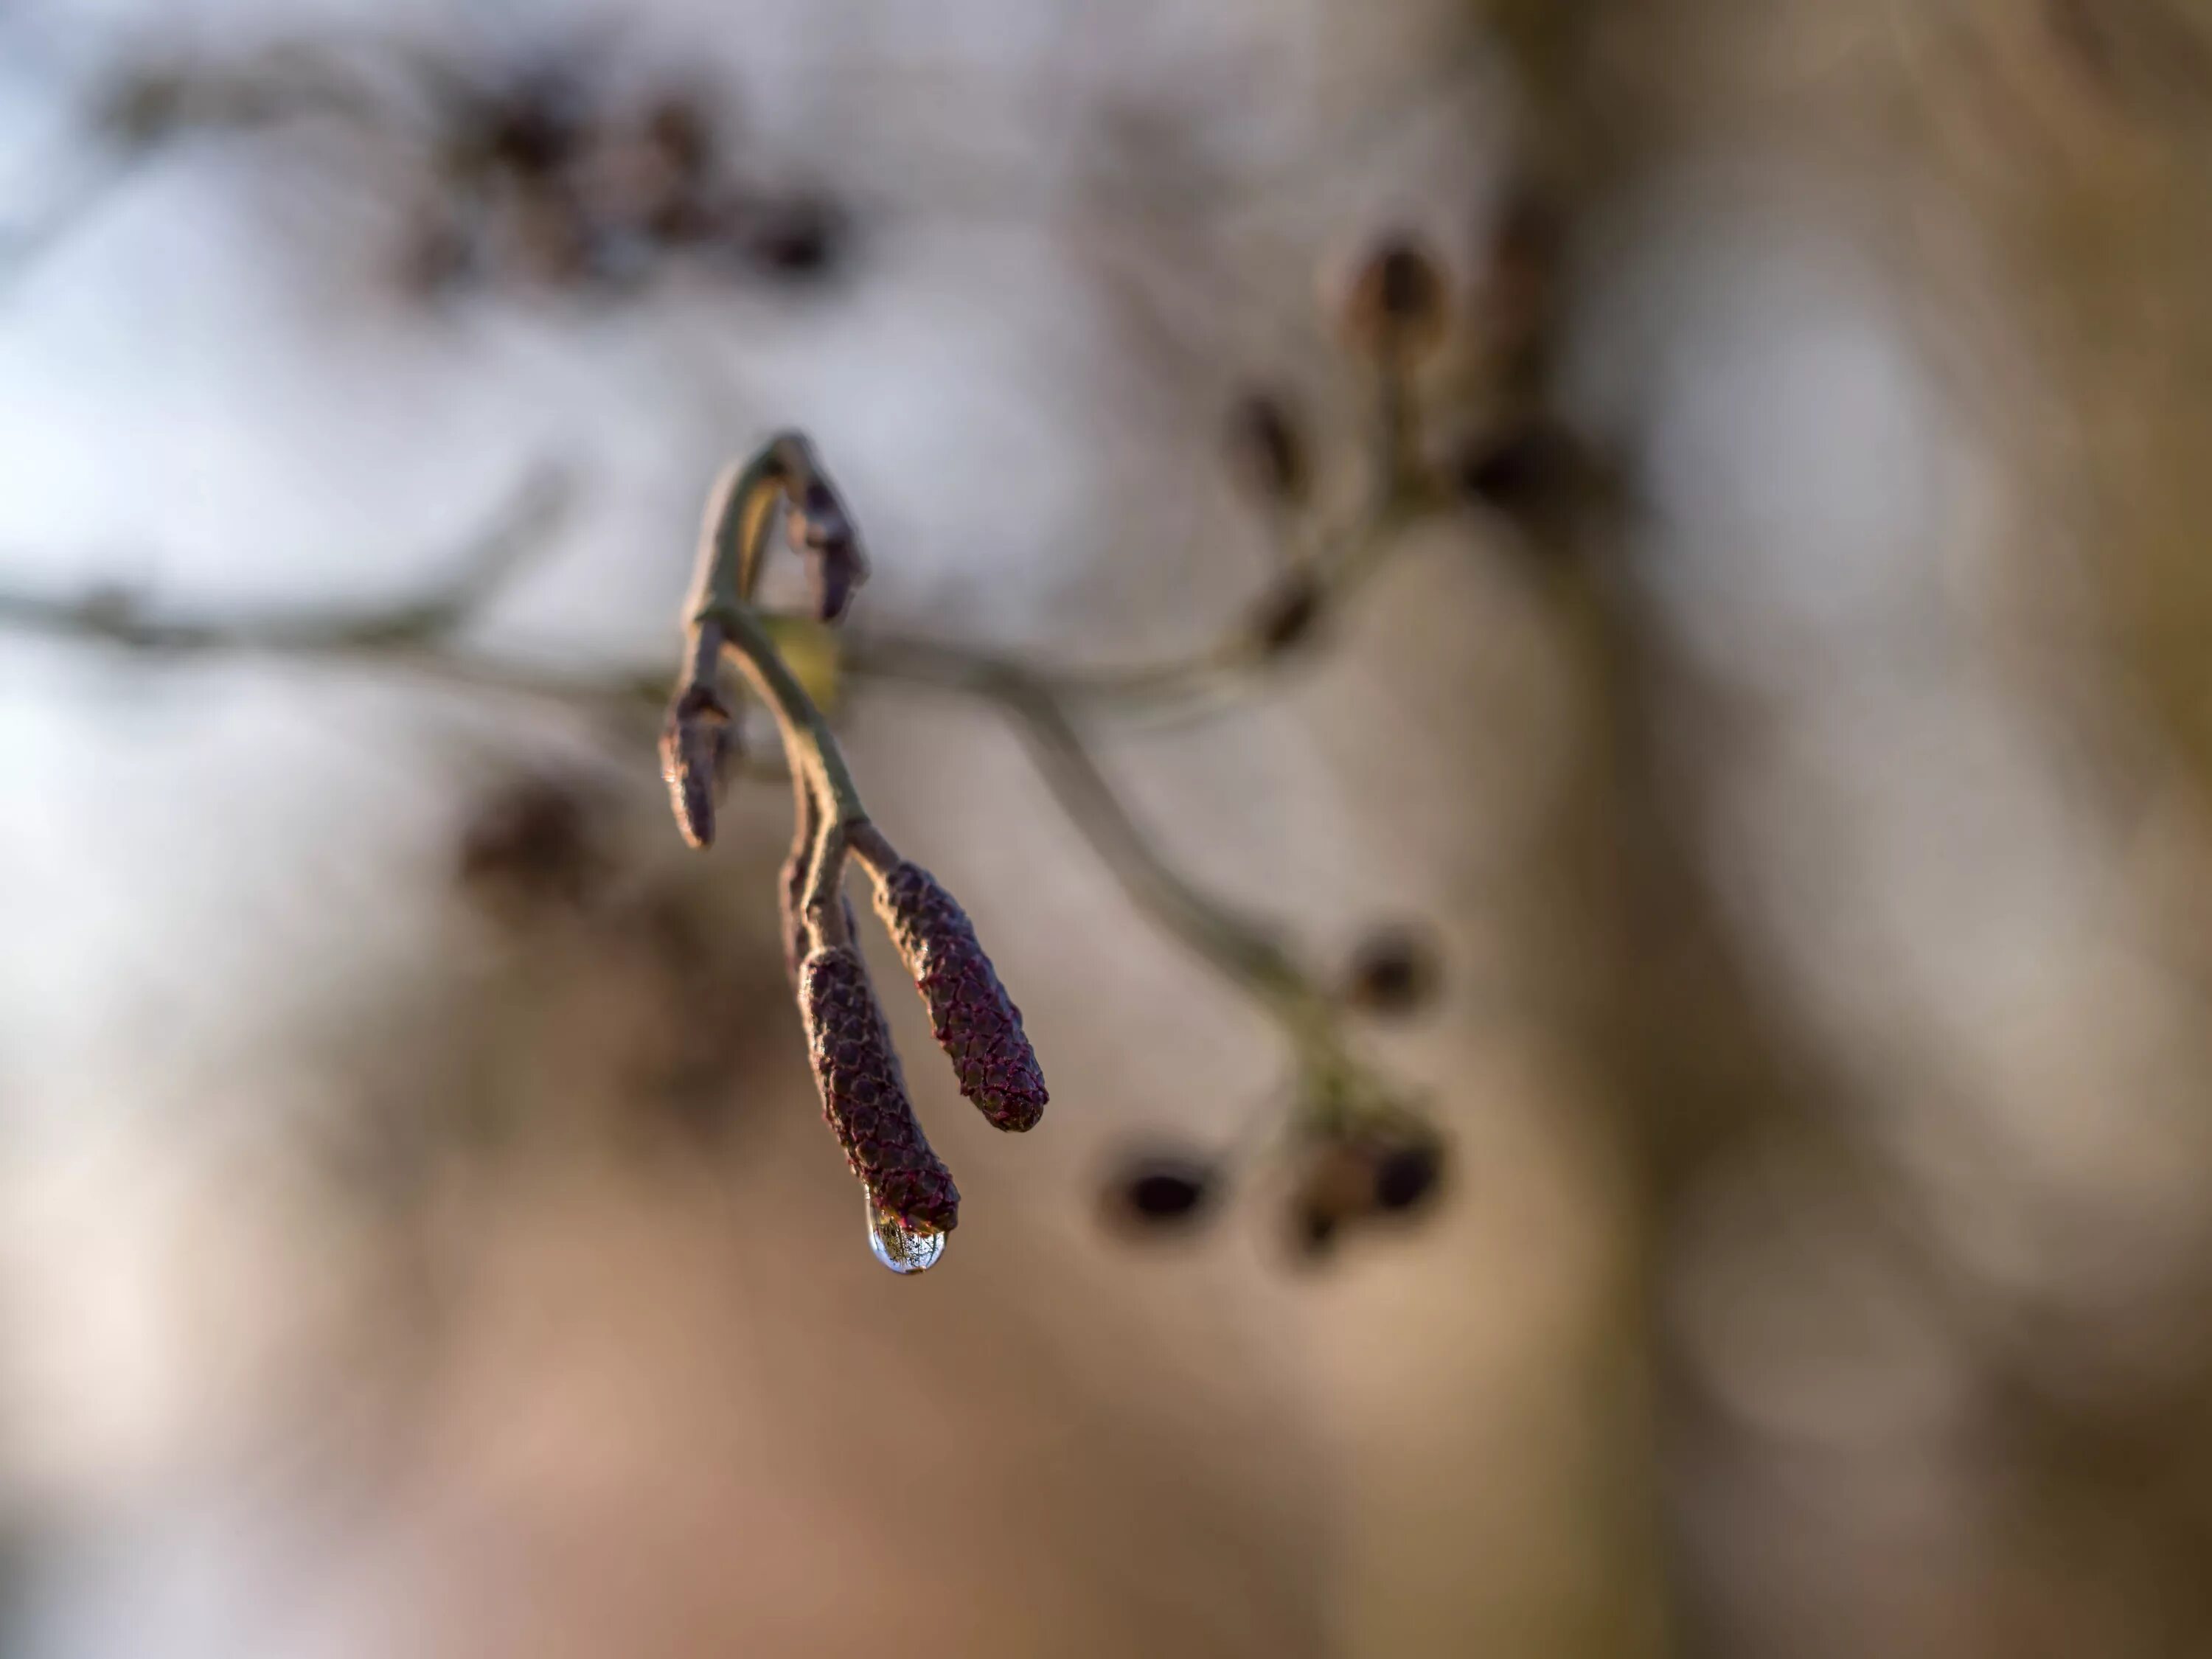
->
710, 601, 868, 826
685, 437, 871, 828
689, 445, 787, 619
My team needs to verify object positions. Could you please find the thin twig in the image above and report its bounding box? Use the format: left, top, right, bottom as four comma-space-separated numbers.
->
668, 440, 872, 847
841, 627, 1377, 1102
0, 444, 1436, 1104
0, 462, 574, 654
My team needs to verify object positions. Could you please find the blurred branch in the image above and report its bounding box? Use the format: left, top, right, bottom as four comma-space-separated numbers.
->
0, 442, 1433, 1128
663, 442, 873, 854
0, 462, 578, 661
845, 627, 1378, 1105
0, 232, 1458, 1244
1049, 478, 1439, 719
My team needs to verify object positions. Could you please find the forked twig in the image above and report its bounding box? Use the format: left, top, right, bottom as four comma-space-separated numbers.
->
0, 239, 1466, 1267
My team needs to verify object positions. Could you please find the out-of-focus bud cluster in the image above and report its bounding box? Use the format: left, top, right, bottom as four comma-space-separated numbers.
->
1338, 925, 1443, 1019
1095, 917, 1452, 1262
1214, 230, 1467, 667
1340, 234, 1452, 364
408, 67, 852, 299
1286, 1116, 1447, 1262
1447, 182, 1612, 553
452, 771, 782, 1144
456, 771, 611, 914
1220, 215, 1590, 560
90, 49, 855, 302
1099, 1102, 1448, 1264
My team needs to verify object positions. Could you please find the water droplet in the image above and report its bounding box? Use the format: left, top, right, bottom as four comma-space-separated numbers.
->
866, 1195, 947, 1275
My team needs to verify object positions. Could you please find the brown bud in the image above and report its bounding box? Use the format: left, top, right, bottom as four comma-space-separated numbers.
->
660, 681, 735, 849
1478, 188, 1562, 356
1456, 422, 1599, 548
1341, 925, 1442, 1017
1457, 422, 1565, 506
478, 73, 586, 181
1287, 1119, 1450, 1261
1341, 234, 1450, 362
790, 481, 867, 623
1293, 1203, 1344, 1262
765, 437, 869, 624
734, 192, 849, 282
1299, 1137, 1383, 1222
1249, 572, 1324, 655
457, 774, 606, 911
641, 91, 715, 183
1101, 1150, 1220, 1234
1223, 392, 1310, 507
1374, 1135, 1447, 1214
799, 946, 960, 1232
873, 862, 1047, 1133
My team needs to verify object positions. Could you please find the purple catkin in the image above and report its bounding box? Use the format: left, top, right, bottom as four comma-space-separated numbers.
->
873, 862, 1047, 1133
799, 945, 960, 1232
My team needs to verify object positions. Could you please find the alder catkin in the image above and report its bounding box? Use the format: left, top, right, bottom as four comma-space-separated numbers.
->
799, 945, 960, 1231
872, 861, 1047, 1133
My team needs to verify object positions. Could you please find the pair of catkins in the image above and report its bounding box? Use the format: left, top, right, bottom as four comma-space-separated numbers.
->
781, 823, 1046, 1270
662, 437, 1045, 1272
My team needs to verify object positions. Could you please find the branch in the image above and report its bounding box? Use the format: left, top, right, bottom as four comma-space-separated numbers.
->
998, 487, 1434, 714
0, 462, 576, 658
661, 434, 872, 852
0, 451, 1436, 1119
843, 627, 1382, 1113
0, 328, 1450, 1161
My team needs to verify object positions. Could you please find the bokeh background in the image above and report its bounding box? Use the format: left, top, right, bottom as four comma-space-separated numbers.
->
4, 1, 2212, 1655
